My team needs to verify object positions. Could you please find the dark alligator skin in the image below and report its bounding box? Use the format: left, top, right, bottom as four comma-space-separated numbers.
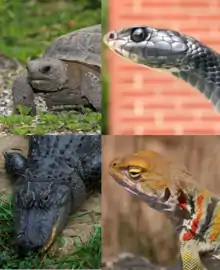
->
3, 134, 101, 255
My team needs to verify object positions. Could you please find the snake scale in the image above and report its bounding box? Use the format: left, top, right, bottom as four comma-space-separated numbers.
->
104, 26, 220, 112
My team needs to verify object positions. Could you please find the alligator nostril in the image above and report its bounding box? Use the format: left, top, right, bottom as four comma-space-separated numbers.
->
41, 65, 51, 74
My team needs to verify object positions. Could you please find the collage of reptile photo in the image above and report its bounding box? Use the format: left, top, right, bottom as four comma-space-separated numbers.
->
0, 1, 101, 269
1, 0, 220, 270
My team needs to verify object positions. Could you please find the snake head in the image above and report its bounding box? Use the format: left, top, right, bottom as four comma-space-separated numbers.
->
103, 26, 207, 72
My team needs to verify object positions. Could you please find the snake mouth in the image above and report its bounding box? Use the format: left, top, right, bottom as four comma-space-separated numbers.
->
103, 32, 125, 56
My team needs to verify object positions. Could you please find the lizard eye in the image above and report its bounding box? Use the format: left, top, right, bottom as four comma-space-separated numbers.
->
128, 168, 142, 179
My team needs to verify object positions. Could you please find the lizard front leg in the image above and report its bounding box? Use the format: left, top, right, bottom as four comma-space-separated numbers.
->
180, 240, 207, 270
12, 75, 37, 115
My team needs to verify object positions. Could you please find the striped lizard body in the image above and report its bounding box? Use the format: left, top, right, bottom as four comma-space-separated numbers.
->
109, 150, 220, 270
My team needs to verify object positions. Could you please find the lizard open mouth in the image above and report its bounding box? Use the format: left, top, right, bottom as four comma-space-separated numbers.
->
159, 187, 172, 202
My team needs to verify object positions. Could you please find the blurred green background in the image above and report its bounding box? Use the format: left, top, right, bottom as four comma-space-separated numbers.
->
0, 0, 101, 62
102, 0, 108, 134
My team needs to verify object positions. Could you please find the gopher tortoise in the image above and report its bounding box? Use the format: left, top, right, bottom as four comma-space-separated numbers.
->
12, 24, 101, 115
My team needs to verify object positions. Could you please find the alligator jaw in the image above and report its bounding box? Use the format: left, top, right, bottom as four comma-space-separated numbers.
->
41, 226, 57, 253
40, 201, 70, 254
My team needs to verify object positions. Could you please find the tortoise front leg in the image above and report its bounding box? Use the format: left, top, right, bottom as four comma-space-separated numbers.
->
81, 72, 101, 112
12, 75, 36, 116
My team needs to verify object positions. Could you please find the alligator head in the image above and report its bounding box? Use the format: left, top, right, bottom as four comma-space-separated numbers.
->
12, 177, 72, 255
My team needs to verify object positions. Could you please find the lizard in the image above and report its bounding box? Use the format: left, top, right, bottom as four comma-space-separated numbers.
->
109, 150, 220, 270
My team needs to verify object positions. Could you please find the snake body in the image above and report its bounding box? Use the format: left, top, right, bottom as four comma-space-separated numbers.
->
104, 26, 220, 112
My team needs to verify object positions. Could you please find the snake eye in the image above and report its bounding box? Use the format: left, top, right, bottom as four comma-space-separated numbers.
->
130, 27, 147, 43
128, 168, 142, 179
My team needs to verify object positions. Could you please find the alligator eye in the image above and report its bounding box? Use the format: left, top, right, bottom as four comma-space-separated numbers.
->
130, 27, 147, 43
42, 193, 49, 201
39, 192, 50, 208
128, 168, 142, 179
41, 65, 51, 74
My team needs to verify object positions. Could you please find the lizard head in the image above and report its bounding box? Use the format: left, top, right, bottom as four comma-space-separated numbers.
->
109, 150, 177, 212
109, 150, 171, 196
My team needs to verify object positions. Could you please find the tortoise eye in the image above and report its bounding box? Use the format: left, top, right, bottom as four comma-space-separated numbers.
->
128, 168, 142, 179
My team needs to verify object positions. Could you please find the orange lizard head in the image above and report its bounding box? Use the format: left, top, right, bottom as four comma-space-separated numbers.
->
109, 150, 211, 219
109, 150, 173, 199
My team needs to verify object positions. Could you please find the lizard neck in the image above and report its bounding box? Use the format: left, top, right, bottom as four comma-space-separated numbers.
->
178, 191, 220, 251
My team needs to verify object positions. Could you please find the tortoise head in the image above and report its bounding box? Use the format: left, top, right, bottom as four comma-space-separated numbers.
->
26, 58, 68, 91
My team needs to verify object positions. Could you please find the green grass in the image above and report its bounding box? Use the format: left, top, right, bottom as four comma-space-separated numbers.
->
0, 106, 101, 135
0, 194, 101, 269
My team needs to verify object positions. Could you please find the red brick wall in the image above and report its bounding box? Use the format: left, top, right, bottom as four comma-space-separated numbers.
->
108, 0, 220, 134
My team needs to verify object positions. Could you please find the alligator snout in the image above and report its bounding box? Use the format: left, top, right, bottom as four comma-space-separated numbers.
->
13, 206, 68, 256
14, 235, 43, 255
14, 220, 50, 255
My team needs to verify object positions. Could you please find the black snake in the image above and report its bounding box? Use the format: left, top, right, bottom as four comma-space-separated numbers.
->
104, 26, 220, 112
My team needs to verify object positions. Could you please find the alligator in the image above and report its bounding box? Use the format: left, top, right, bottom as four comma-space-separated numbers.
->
3, 134, 101, 256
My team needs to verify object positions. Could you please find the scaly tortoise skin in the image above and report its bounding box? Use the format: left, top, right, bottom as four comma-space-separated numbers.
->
3, 134, 101, 255
12, 24, 101, 115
